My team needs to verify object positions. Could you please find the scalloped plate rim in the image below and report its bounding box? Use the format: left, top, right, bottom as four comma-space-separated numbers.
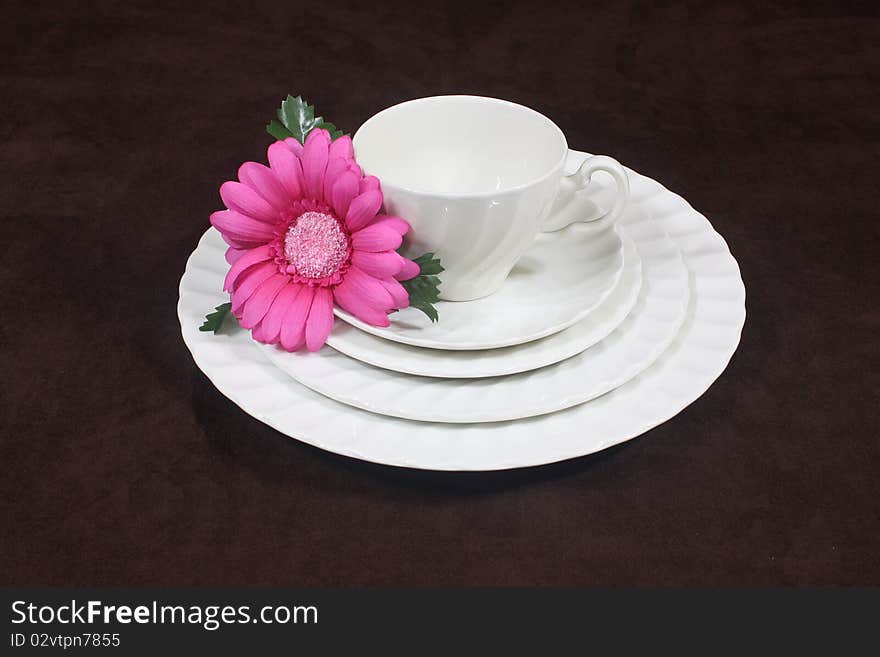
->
323, 231, 642, 378
257, 219, 688, 423
177, 152, 746, 471
332, 219, 624, 350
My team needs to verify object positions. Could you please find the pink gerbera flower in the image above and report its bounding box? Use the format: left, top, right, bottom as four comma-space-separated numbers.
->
210, 128, 420, 352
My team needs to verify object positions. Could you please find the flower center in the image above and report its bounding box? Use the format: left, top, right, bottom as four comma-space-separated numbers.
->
283, 211, 350, 279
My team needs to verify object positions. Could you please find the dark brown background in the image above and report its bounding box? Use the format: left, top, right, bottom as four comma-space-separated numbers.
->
2, 0, 878, 586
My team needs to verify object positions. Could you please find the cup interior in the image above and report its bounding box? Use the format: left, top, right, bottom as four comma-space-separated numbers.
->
353, 96, 567, 195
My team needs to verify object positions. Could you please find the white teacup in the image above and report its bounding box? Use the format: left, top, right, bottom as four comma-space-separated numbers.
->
353, 95, 630, 301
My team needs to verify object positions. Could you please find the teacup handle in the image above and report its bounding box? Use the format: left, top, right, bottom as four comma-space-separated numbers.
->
542, 155, 630, 232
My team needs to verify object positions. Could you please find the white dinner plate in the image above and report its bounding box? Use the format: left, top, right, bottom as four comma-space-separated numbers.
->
259, 215, 688, 422
178, 152, 745, 470
335, 209, 624, 350
325, 231, 641, 378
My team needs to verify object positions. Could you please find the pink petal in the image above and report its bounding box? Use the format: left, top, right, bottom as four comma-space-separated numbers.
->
210, 210, 275, 244
333, 280, 391, 327
345, 190, 383, 232
238, 162, 289, 211
347, 161, 363, 178
340, 265, 393, 309
301, 129, 330, 201
306, 128, 331, 145
395, 257, 421, 281
351, 250, 404, 279
231, 262, 278, 313
260, 284, 301, 344
223, 244, 274, 292
351, 222, 403, 252
330, 170, 359, 218
240, 274, 288, 329
305, 287, 334, 351
283, 137, 303, 157
225, 248, 248, 265
267, 142, 304, 199
372, 214, 411, 235
220, 231, 263, 250
322, 157, 349, 205
328, 135, 353, 161
251, 322, 268, 343
379, 277, 410, 309
220, 181, 278, 224
280, 285, 315, 351
359, 176, 380, 194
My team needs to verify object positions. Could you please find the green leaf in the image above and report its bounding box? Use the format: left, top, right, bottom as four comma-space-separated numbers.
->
277, 94, 319, 142
266, 119, 294, 141
399, 254, 444, 322
199, 302, 232, 333
270, 94, 345, 143
410, 252, 445, 276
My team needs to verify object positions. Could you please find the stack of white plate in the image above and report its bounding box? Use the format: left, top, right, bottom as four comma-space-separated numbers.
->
178, 151, 745, 471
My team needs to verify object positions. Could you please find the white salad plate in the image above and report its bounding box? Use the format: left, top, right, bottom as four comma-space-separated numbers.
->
259, 216, 688, 423
334, 219, 624, 350
325, 233, 642, 378
178, 152, 745, 471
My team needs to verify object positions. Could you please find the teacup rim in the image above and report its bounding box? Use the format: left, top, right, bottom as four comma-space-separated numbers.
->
352, 94, 569, 199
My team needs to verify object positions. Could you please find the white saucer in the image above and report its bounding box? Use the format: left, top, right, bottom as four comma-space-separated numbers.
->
178, 153, 745, 470
326, 232, 641, 378
260, 215, 688, 422
334, 219, 624, 350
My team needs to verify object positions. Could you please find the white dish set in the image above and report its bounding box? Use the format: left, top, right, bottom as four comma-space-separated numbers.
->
178, 96, 745, 471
